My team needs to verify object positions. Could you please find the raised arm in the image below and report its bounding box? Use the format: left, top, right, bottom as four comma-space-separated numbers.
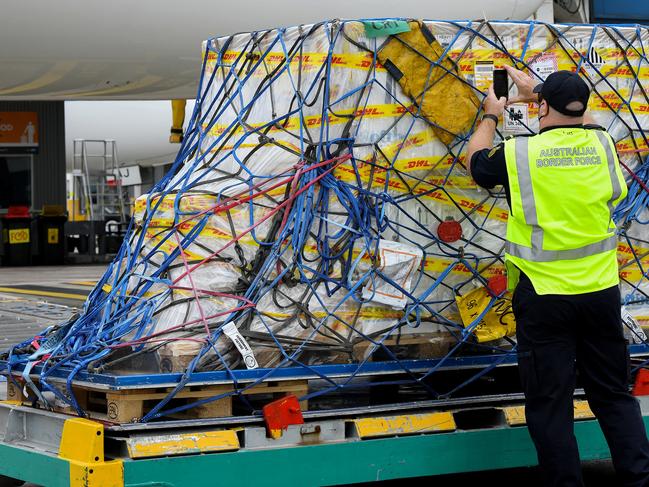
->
503, 65, 541, 105
467, 85, 507, 177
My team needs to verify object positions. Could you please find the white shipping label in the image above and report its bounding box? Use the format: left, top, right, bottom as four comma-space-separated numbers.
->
567, 37, 606, 80
503, 104, 529, 133
480, 35, 517, 51
474, 61, 494, 93
362, 239, 424, 309
583, 47, 605, 79
435, 33, 454, 47
528, 52, 558, 81
222, 322, 259, 369
110, 165, 142, 186
622, 306, 648, 344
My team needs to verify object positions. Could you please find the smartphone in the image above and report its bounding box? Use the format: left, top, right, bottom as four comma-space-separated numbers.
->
493, 69, 509, 99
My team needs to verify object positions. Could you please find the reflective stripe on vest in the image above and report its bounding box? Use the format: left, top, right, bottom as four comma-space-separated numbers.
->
506, 234, 618, 262
506, 132, 620, 262
594, 130, 624, 230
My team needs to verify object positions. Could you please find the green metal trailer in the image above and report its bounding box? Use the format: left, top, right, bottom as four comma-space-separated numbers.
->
1, 393, 645, 487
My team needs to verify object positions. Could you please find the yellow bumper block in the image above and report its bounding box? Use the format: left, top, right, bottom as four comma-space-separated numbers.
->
354, 411, 456, 439
503, 400, 594, 426
59, 418, 123, 487
126, 429, 240, 458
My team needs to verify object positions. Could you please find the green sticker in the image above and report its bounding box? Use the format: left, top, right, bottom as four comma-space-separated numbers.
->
363, 20, 411, 38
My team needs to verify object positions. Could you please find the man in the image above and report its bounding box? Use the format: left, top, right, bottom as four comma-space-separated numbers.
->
466, 66, 649, 487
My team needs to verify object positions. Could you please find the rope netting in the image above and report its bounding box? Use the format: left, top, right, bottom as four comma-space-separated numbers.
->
4, 18, 649, 421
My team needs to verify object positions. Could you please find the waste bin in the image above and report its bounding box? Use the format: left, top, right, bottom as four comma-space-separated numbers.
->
104, 220, 125, 254
36, 205, 67, 265
1, 206, 32, 266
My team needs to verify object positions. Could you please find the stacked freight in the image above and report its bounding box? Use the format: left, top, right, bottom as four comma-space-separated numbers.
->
3, 19, 649, 420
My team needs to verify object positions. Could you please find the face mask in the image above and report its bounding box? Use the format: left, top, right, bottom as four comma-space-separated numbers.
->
538, 101, 547, 122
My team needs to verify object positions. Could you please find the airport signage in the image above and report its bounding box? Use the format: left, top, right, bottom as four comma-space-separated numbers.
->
0, 112, 39, 154
110, 165, 142, 186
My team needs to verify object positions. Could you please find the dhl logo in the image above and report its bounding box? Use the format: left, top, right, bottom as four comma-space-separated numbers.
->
455, 51, 516, 61
616, 138, 649, 152
355, 107, 386, 117
600, 92, 623, 101
618, 243, 639, 256
142, 213, 262, 241
368, 175, 406, 191
146, 222, 649, 285
420, 258, 506, 277
203, 139, 302, 156
619, 268, 646, 281
220, 52, 243, 62
616, 241, 649, 282
426, 176, 476, 189
101, 283, 166, 299
133, 196, 222, 223
593, 99, 649, 112
613, 67, 638, 76
204, 45, 648, 87
139, 230, 649, 286
204, 50, 384, 74
330, 55, 349, 66
262, 307, 406, 321
406, 159, 434, 169
202, 103, 411, 138
373, 153, 467, 172
334, 164, 509, 222
453, 57, 649, 81
568, 49, 642, 61
141, 232, 204, 260
350, 158, 475, 189
390, 135, 425, 152
381, 132, 437, 160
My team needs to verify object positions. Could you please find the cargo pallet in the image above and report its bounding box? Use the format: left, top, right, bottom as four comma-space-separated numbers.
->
5, 376, 309, 423
1, 346, 648, 487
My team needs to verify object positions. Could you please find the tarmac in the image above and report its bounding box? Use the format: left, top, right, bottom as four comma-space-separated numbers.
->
0, 264, 103, 352
0, 264, 621, 486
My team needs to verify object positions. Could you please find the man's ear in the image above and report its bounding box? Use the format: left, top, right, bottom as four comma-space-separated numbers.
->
538, 100, 548, 118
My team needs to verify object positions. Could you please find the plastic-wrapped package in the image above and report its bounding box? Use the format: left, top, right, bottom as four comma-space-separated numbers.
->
6, 19, 649, 419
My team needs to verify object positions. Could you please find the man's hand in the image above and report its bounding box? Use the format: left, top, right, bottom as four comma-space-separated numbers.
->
467, 85, 504, 177
504, 65, 541, 105
484, 84, 507, 117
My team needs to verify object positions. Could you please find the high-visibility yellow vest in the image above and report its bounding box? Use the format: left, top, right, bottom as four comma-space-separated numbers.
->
504, 127, 627, 295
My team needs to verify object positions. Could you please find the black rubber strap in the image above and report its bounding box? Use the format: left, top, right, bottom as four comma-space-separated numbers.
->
482, 114, 499, 124
420, 22, 436, 45
383, 59, 404, 81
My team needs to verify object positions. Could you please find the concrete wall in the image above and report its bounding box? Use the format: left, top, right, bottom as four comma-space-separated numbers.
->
0, 100, 65, 210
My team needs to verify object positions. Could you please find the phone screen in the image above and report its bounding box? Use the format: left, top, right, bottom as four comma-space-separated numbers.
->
493, 69, 508, 99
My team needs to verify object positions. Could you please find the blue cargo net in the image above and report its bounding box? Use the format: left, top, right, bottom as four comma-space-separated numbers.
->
3, 19, 649, 421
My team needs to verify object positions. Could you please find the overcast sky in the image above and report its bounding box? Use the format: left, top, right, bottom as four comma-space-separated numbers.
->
65, 100, 195, 169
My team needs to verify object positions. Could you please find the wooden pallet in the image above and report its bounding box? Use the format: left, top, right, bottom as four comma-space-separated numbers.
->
4, 377, 309, 424
351, 332, 455, 361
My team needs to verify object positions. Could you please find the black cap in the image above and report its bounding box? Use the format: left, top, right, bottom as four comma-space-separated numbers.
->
533, 70, 590, 117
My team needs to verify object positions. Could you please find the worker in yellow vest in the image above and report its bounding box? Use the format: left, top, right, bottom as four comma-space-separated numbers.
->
467, 67, 649, 486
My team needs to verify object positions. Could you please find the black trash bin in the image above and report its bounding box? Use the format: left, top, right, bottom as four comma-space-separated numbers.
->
36, 205, 67, 265
1, 206, 32, 266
